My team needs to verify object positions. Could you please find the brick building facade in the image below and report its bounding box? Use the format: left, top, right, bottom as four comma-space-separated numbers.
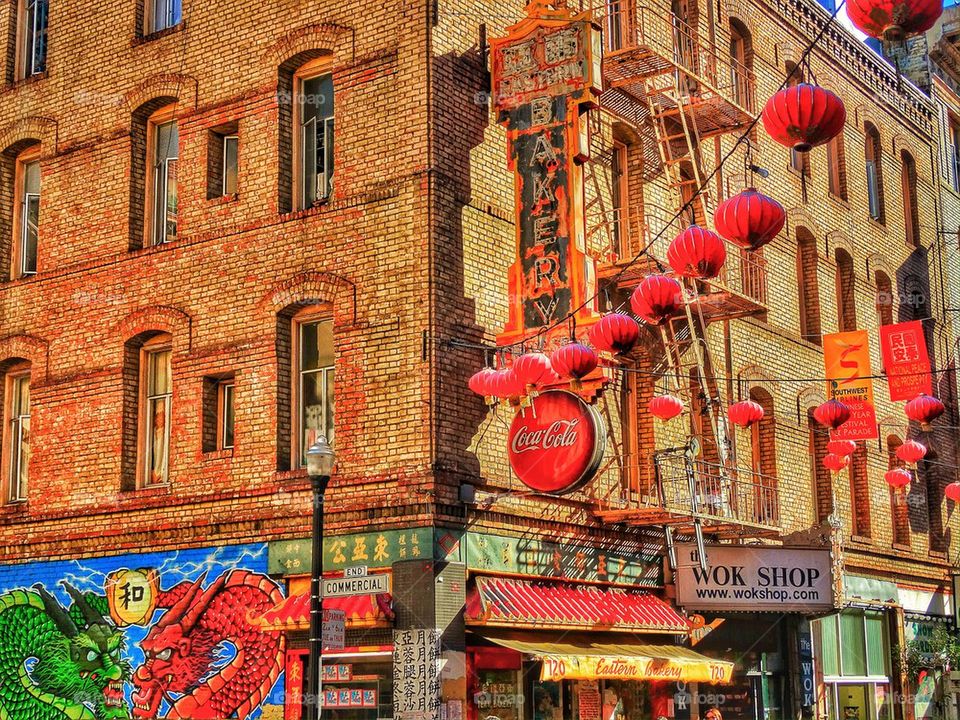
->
0, 0, 955, 718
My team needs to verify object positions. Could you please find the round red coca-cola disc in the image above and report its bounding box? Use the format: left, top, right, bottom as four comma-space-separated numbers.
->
507, 390, 607, 495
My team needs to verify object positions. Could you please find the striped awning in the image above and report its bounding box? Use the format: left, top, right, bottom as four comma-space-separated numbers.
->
252, 592, 394, 632
466, 576, 690, 634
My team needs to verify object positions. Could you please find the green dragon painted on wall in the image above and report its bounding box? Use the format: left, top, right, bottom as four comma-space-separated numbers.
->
0, 582, 130, 720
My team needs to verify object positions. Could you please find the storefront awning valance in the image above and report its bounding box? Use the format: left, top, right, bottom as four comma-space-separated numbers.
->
251, 592, 394, 632
484, 635, 735, 684
466, 576, 690, 633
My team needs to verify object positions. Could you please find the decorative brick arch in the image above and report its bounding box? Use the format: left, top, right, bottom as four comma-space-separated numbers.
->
737, 364, 779, 401
115, 306, 192, 354
0, 334, 49, 384
259, 271, 358, 327
123, 73, 199, 114
877, 414, 908, 440
263, 23, 355, 68
0, 116, 57, 156
825, 231, 855, 259
786, 207, 823, 241
796, 385, 826, 413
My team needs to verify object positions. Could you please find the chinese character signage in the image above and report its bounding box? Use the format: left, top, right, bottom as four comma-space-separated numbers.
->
490, 2, 603, 346
106, 568, 159, 626
824, 330, 879, 440
880, 321, 932, 400
394, 629, 442, 720
268, 527, 433, 575
508, 390, 606, 494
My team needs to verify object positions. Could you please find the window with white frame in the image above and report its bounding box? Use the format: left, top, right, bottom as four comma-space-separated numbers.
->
219, 380, 235, 450
16, 149, 39, 277
5, 371, 29, 502
297, 317, 334, 465
147, 0, 181, 34
18, 0, 48, 78
298, 72, 334, 207
151, 117, 178, 245
141, 339, 172, 486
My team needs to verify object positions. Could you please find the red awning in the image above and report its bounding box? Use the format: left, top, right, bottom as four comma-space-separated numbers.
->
253, 592, 394, 632
466, 576, 689, 634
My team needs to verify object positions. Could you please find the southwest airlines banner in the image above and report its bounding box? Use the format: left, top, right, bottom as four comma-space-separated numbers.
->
824, 330, 879, 440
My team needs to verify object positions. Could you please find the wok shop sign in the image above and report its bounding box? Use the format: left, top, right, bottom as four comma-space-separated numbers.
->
676, 545, 835, 612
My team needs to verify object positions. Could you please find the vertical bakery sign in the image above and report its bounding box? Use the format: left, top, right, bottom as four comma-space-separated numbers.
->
491, 0, 603, 347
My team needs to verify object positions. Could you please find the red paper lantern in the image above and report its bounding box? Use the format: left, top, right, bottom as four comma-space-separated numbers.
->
713, 188, 786, 251
846, 0, 943, 40
589, 313, 641, 355
823, 453, 850, 473
813, 399, 851, 430
762, 83, 846, 152
728, 400, 765, 427
631, 274, 684, 325
826, 439, 857, 457
649, 394, 684, 421
885, 468, 912, 488
945, 482, 960, 502
513, 352, 554, 390
896, 439, 928, 465
905, 393, 945, 430
489, 368, 524, 399
469, 367, 495, 397
666, 226, 727, 279
551, 343, 598, 382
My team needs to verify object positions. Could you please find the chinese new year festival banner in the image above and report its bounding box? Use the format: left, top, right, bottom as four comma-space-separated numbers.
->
824, 330, 879, 440
880, 320, 932, 401
0, 543, 285, 719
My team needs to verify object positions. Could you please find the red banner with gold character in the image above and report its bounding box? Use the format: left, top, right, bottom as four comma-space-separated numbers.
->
879, 321, 932, 401
824, 330, 879, 440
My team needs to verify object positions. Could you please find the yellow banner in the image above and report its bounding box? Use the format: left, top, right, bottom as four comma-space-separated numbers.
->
823, 330, 879, 440
540, 654, 734, 684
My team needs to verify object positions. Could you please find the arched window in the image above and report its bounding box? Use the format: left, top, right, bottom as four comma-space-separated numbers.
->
129, 97, 178, 250
834, 248, 857, 332
826, 131, 847, 200
886, 435, 910, 546
796, 227, 821, 345
875, 270, 893, 327
1, 359, 30, 503
121, 331, 173, 490
901, 150, 920, 247
808, 408, 832, 523
671, 0, 698, 74
849, 443, 871, 538
749, 387, 778, 524
12, 144, 40, 278
864, 122, 885, 223
277, 303, 335, 470
278, 53, 335, 213
729, 19, 754, 110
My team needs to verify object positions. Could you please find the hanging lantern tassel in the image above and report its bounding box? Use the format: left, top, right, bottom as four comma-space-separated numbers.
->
885, 468, 912, 489
550, 343, 598, 391
823, 453, 850, 474
905, 393, 945, 431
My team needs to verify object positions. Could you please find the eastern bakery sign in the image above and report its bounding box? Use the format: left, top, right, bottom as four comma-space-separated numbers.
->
675, 544, 835, 612
491, 1, 603, 346
508, 390, 606, 494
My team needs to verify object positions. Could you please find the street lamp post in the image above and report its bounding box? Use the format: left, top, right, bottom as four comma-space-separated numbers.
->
304, 436, 336, 720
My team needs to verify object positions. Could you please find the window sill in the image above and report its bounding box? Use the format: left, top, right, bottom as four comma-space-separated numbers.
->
277, 468, 309, 483
892, 542, 911, 552
134, 21, 186, 45
929, 549, 948, 561
786, 163, 810, 181
206, 193, 239, 206
3, 272, 40, 287
827, 193, 849, 209
119, 483, 171, 500
279, 199, 331, 223
3, 71, 48, 94
0, 500, 28, 517
202, 448, 234, 462
850, 534, 873, 546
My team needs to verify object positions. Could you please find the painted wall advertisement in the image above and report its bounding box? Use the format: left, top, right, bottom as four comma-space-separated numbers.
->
0, 543, 285, 719
675, 544, 835, 612
394, 628, 442, 720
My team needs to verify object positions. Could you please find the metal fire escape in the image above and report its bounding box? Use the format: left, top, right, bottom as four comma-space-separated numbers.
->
585, 1, 780, 540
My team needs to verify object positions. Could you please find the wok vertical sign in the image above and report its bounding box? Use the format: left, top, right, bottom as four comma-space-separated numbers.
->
490, 1, 603, 346
824, 330, 878, 440
880, 320, 932, 401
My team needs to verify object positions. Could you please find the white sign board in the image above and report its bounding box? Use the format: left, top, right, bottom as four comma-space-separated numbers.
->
322, 608, 346, 651
344, 566, 369, 578
322, 573, 390, 598
675, 544, 834, 612
394, 629, 442, 720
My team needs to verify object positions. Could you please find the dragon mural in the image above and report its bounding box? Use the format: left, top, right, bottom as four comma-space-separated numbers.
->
0, 545, 287, 720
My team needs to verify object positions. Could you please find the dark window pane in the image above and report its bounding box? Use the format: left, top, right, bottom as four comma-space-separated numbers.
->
223, 136, 238, 195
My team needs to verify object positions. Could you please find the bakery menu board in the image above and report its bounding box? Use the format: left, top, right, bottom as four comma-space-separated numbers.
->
578, 683, 601, 720
323, 687, 378, 708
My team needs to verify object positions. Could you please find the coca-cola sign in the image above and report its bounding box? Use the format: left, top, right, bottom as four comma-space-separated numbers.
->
507, 390, 606, 494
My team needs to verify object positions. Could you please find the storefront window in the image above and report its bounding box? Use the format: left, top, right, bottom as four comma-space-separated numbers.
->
475, 668, 523, 720
814, 611, 891, 720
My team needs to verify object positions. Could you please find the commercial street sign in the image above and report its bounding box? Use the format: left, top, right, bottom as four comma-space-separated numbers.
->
321, 573, 390, 598
675, 544, 834, 612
